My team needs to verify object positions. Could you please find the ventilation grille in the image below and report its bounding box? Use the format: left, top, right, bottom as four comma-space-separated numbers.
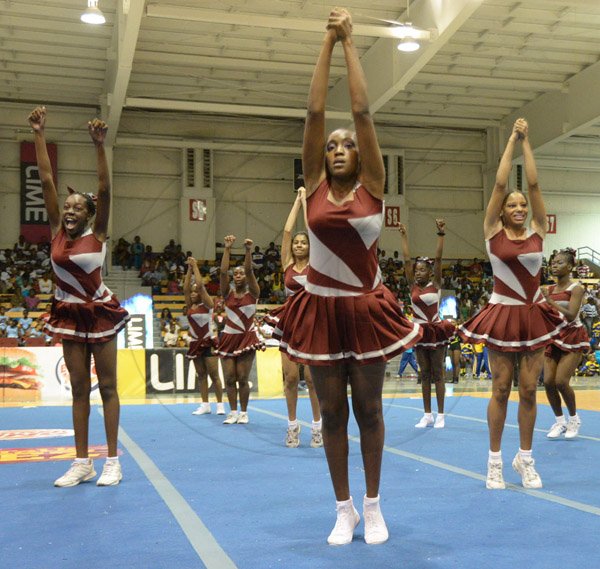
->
185, 148, 195, 188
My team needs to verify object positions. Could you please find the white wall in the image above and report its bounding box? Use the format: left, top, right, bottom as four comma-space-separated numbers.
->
2, 102, 600, 263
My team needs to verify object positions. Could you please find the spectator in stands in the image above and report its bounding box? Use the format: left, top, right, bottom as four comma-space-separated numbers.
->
5, 319, 19, 340
166, 272, 182, 295
576, 259, 590, 279
0, 306, 7, 332
581, 296, 598, 336
159, 308, 174, 330
251, 245, 265, 271
129, 236, 145, 271
163, 239, 177, 260
113, 237, 131, 270
38, 271, 53, 294
163, 322, 180, 347
23, 290, 41, 311
469, 258, 483, 277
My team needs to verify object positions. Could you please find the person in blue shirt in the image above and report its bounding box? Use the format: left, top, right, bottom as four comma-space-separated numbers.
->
18, 309, 33, 333
5, 319, 19, 339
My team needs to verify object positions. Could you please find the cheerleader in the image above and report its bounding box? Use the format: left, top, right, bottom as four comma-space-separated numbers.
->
274, 8, 421, 545
459, 118, 565, 490
541, 248, 589, 439
398, 220, 455, 429
184, 257, 225, 416
28, 106, 129, 487
269, 188, 322, 448
216, 235, 262, 424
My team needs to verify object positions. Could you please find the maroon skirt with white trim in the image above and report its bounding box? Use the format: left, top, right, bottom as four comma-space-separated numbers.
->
545, 322, 589, 356
215, 329, 264, 358
273, 283, 422, 367
187, 337, 217, 359
459, 301, 566, 353
263, 303, 285, 327
46, 297, 129, 344
416, 320, 456, 351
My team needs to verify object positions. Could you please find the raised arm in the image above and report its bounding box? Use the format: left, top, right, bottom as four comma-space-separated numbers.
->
433, 219, 446, 288
219, 235, 234, 297
190, 256, 213, 309
244, 239, 261, 299
398, 223, 414, 286
521, 122, 546, 238
28, 107, 61, 235
330, 9, 385, 198
302, 28, 338, 194
183, 257, 194, 308
542, 284, 585, 323
88, 119, 111, 241
483, 119, 522, 239
281, 188, 305, 269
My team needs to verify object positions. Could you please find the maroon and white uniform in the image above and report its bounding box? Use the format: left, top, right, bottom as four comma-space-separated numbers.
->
545, 283, 589, 355
275, 179, 422, 366
186, 303, 215, 359
459, 229, 564, 351
264, 264, 308, 326
215, 291, 263, 358
47, 227, 129, 343
411, 282, 454, 350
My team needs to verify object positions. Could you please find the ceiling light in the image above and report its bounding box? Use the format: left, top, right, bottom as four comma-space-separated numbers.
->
397, 38, 420, 52
81, 0, 106, 25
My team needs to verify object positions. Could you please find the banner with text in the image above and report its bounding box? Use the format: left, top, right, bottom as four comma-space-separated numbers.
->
20, 141, 55, 244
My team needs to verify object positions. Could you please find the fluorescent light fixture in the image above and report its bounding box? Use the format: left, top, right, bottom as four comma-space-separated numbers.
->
397, 38, 420, 52
81, 0, 106, 25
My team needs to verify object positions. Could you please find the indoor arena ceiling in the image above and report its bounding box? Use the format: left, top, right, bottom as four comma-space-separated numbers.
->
2, 0, 600, 151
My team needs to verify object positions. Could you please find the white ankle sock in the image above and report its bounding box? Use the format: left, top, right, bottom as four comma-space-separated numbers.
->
363, 495, 380, 507
288, 419, 298, 428
555, 415, 566, 424
519, 448, 532, 459
488, 450, 502, 463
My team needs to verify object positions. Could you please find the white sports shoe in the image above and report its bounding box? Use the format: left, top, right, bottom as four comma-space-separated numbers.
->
192, 404, 211, 415
434, 414, 445, 429
97, 460, 123, 486
285, 424, 300, 448
223, 412, 239, 424
546, 422, 567, 439
363, 497, 389, 545
216, 403, 226, 415
565, 417, 581, 439
327, 498, 360, 546
512, 453, 543, 489
415, 415, 434, 428
486, 461, 506, 490
54, 460, 96, 487
310, 428, 323, 448
237, 412, 249, 424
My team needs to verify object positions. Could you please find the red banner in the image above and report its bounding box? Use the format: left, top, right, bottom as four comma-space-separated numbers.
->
20, 141, 55, 243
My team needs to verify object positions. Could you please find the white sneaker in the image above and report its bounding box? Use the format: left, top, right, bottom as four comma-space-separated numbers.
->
512, 453, 543, 489
363, 496, 389, 545
216, 403, 226, 415
285, 424, 300, 448
415, 415, 434, 428
486, 461, 506, 490
97, 460, 123, 486
54, 460, 96, 487
327, 498, 360, 546
237, 412, 249, 424
546, 422, 566, 439
310, 428, 323, 448
565, 418, 581, 439
192, 404, 211, 415
223, 412, 239, 424
434, 414, 445, 429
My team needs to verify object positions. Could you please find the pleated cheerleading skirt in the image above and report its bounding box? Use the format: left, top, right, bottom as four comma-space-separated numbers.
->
46, 297, 129, 343
415, 320, 456, 350
274, 283, 422, 367
459, 301, 566, 352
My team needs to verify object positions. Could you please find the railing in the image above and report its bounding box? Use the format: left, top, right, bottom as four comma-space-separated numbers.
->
577, 247, 600, 274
